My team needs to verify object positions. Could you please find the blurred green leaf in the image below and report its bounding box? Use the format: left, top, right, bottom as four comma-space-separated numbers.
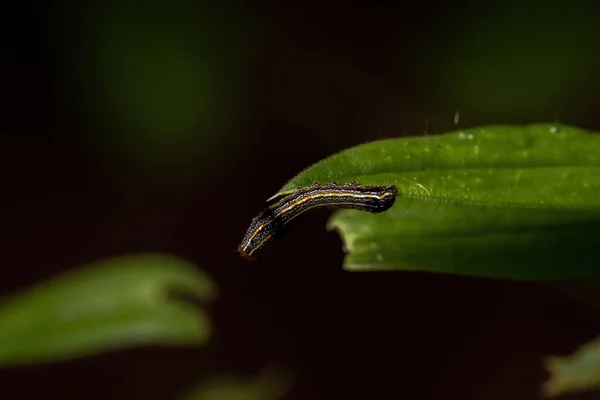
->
276, 123, 600, 279
0, 253, 216, 366
543, 335, 600, 397
183, 366, 291, 400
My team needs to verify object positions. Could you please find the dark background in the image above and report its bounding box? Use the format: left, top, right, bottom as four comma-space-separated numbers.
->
2, 0, 600, 398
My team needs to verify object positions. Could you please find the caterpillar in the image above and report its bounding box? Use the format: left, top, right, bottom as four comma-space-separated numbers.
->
238, 181, 397, 260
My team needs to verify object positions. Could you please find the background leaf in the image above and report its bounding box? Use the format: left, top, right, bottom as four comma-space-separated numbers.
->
543, 335, 600, 397
182, 366, 291, 400
276, 123, 600, 279
0, 253, 216, 366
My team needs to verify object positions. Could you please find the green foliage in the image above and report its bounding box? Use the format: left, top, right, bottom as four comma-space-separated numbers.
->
543, 335, 600, 397
0, 254, 215, 366
276, 123, 600, 279
183, 366, 291, 400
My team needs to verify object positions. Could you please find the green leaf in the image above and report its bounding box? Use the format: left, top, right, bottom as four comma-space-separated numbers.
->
0, 253, 216, 366
276, 123, 600, 208
543, 335, 600, 397
275, 123, 600, 279
183, 366, 291, 400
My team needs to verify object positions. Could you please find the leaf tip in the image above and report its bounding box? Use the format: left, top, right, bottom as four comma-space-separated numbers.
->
541, 356, 564, 398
